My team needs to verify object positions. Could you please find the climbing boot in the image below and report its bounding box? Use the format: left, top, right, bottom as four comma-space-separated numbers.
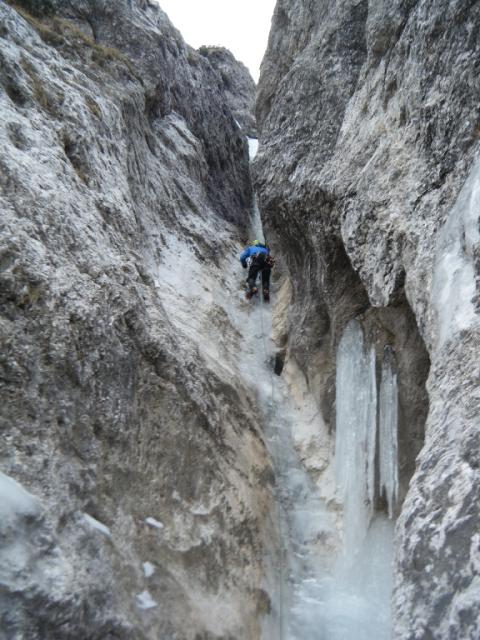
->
263, 289, 270, 303
245, 287, 258, 300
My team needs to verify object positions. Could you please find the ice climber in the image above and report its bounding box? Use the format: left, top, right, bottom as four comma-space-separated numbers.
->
240, 240, 274, 302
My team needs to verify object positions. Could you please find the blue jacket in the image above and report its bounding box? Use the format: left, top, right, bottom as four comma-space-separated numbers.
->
240, 245, 269, 268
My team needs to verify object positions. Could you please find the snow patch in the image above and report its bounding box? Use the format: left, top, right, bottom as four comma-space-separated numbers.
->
145, 516, 164, 529
83, 513, 111, 537
143, 561, 155, 578
136, 589, 158, 610
0, 471, 40, 525
247, 137, 259, 160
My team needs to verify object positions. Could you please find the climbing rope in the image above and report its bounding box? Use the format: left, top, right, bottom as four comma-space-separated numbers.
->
258, 287, 285, 640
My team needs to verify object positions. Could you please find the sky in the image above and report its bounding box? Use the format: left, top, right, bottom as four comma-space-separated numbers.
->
157, 0, 277, 81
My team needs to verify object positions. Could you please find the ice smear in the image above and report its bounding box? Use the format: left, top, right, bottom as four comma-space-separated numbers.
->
83, 513, 111, 537
143, 561, 155, 578
145, 516, 164, 529
237, 200, 338, 640
136, 590, 157, 609
0, 471, 40, 524
251, 196, 265, 244
315, 517, 394, 640
433, 157, 480, 348
0, 471, 73, 597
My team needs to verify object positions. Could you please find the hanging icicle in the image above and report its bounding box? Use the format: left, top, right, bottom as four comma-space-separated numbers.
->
379, 346, 399, 518
336, 322, 399, 537
335, 320, 377, 555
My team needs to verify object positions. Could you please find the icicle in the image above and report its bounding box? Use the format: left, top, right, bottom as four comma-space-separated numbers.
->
317, 321, 395, 640
365, 345, 377, 509
378, 346, 399, 518
335, 320, 377, 555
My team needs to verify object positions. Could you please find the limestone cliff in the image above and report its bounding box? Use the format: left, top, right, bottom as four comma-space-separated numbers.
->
199, 46, 257, 137
0, 1, 271, 638
255, 0, 480, 638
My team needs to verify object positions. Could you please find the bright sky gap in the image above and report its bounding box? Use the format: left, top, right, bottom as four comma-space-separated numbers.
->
156, 0, 277, 81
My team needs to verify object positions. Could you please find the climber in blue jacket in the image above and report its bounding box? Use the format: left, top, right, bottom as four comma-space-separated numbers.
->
240, 240, 274, 301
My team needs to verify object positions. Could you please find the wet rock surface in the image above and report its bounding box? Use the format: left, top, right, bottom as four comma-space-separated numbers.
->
0, 1, 271, 638
255, 0, 480, 637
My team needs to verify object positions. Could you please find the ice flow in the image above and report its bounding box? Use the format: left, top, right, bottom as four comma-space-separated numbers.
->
319, 320, 398, 640
262, 317, 398, 638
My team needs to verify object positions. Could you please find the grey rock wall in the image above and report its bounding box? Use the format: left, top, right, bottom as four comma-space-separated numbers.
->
255, 0, 480, 637
199, 46, 257, 137
0, 1, 272, 638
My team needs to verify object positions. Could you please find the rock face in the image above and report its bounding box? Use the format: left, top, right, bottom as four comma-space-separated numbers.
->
0, 1, 272, 638
255, 0, 480, 638
199, 46, 257, 137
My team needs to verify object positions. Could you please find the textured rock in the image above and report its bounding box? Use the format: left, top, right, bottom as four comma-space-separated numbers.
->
255, 0, 480, 637
0, 1, 272, 638
199, 46, 257, 137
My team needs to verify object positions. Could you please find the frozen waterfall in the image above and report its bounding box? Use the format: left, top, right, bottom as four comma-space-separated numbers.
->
319, 320, 399, 640
285, 320, 398, 639
256, 289, 398, 640
335, 320, 377, 554
335, 321, 398, 537
335, 320, 398, 547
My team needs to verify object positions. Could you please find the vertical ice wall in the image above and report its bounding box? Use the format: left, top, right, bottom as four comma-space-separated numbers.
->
318, 320, 399, 640
336, 321, 399, 539
335, 320, 377, 553
379, 347, 399, 518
